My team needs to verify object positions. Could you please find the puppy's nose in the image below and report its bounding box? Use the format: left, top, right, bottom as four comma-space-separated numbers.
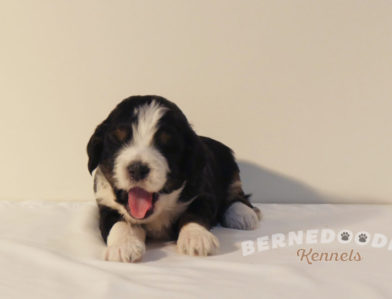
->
127, 162, 150, 181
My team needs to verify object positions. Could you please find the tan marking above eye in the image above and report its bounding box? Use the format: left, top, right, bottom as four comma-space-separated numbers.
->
113, 128, 128, 142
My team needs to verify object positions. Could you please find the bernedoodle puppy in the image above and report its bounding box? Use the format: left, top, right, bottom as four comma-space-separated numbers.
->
87, 95, 261, 262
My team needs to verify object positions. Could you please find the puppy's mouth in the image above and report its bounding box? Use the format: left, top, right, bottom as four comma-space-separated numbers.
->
128, 187, 159, 219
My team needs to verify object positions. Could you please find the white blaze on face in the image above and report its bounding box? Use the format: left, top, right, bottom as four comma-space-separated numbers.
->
113, 101, 169, 192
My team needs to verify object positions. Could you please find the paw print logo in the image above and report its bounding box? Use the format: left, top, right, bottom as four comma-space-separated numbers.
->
338, 229, 353, 243
358, 233, 367, 243
341, 232, 350, 241
355, 231, 370, 245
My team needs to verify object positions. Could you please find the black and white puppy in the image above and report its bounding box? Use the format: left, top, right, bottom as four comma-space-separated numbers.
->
87, 95, 261, 262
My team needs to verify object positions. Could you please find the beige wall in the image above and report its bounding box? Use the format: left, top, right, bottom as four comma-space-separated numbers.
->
0, 1, 391, 203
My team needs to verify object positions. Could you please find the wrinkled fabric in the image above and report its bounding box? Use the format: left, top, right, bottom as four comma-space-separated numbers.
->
0, 200, 391, 299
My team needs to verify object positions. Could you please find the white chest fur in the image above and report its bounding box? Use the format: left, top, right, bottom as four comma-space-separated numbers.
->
142, 186, 190, 240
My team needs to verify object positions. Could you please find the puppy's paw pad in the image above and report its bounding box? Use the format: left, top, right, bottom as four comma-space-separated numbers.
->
177, 223, 219, 256
105, 239, 145, 263
222, 202, 260, 230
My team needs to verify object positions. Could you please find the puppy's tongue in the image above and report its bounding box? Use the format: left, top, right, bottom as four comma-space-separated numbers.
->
128, 187, 153, 219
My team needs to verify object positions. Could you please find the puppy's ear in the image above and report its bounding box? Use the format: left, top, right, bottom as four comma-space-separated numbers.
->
87, 121, 108, 174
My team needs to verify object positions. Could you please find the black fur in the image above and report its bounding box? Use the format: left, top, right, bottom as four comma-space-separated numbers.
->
87, 95, 256, 243
98, 205, 123, 243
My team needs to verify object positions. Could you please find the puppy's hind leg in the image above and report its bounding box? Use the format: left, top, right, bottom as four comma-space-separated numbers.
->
221, 177, 261, 230
222, 202, 261, 230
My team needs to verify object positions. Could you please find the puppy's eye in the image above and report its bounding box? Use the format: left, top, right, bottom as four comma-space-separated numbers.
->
157, 130, 181, 152
109, 127, 130, 144
158, 131, 172, 145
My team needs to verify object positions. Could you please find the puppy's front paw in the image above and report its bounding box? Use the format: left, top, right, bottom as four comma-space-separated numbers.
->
105, 222, 146, 262
105, 238, 145, 262
177, 223, 219, 256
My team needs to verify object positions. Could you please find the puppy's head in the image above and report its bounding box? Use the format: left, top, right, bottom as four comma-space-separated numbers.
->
87, 96, 204, 222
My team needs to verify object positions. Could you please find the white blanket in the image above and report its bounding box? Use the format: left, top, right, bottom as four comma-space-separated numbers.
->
0, 200, 391, 299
